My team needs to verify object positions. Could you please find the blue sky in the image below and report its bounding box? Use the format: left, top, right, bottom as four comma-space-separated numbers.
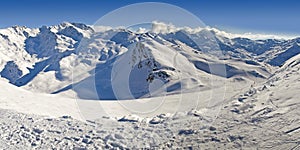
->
1, 0, 299, 35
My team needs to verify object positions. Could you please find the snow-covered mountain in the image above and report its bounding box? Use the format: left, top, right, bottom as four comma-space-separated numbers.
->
2, 22, 298, 100
0, 22, 300, 149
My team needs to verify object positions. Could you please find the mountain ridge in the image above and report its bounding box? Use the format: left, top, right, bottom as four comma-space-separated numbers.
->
0, 22, 299, 99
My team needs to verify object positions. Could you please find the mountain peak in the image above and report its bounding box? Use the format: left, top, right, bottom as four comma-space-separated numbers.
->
0, 22, 299, 98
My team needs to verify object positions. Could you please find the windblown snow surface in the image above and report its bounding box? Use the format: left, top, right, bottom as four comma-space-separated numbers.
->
0, 22, 299, 149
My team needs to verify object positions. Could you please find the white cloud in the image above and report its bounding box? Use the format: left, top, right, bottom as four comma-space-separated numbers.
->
136, 27, 148, 34
151, 21, 177, 34
92, 22, 298, 40
92, 25, 113, 32
209, 27, 297, 40
150, 21, 297, 40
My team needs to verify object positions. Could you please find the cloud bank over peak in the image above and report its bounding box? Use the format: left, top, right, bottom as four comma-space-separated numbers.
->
151, 21, 203, 34
92, 21, 297, 40
151, 21, 298, 40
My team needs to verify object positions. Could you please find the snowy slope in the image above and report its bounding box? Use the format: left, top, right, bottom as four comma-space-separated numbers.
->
0, 78, 82, 119
0, 22, 300, 149
0, 22, 298, 99
0, 22, 298, 118
0, 59, 299, 149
